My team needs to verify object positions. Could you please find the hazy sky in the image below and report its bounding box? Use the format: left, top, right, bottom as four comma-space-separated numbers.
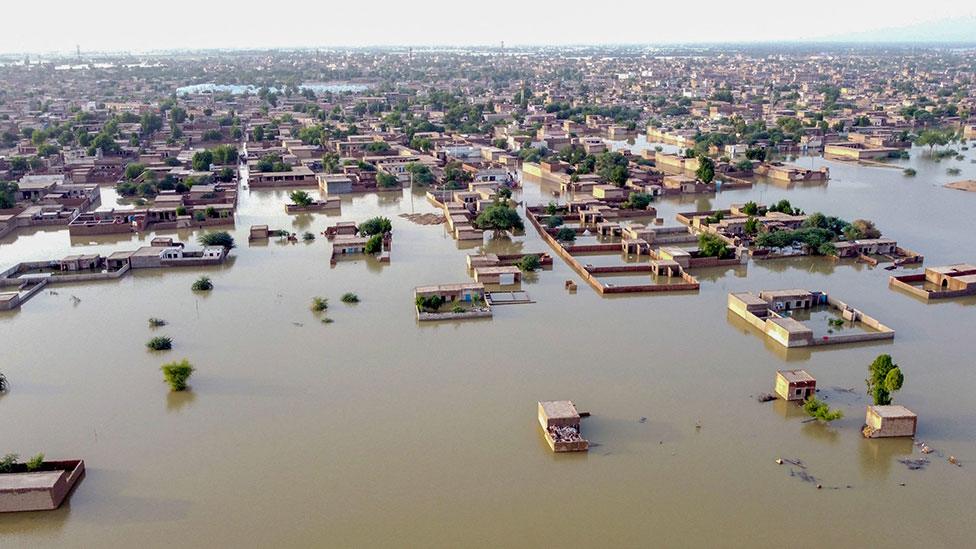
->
5, 1, 976, 54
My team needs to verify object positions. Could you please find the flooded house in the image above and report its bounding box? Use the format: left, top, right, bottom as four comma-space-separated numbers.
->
775, 369, 816, 401
537, 401, 589, 453
863, 405, 917, 438
889, 264, 976, 300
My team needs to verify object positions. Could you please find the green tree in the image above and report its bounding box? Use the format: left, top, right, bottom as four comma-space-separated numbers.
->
0, 181, 20, 209
376, 172, 399, 188
474, 203, 523, 232
698, 233, 732, 258
192, 150, 214, 171
289, 190, 313, 207
364, 234, 383, 254
198, 231, 235, 249
516, 254, 541, 272
124, 163, 146, 180
867, 354, 904, 405
556, 227, 576, 242
358, 216, 393, 236
696, 155, 715, 184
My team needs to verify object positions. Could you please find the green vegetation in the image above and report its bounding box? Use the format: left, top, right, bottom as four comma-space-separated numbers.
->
416, 295, 445, 312
803, 396, 843, 422
124, 163, 147, 180
768, 199, 802, 215
622, 192, 653, 210
161, 359, 195, 392
0, 453, 17, 473
191, 276, 213, 292
365, 234, 384, 254
146, 336, 173, 351
545, 202, 559, 216
0, 372, 7, 392
545, 215, 564, 228
696, 155, 715, 184
148, 317, 167, 327
289, 190, 314, 207
475, 203, 523, 232
358, 216, 393, 236
0, 181, 18, 209
556, 227, 577, 242
26, 453, 45, 472
516, 254, 541, 272
302, 232, 315, 242
255, 154, 291, 172
405, 162, 435, 185
341, 292, 360, 303
867, 354, 904, 406
191, 150, 213, 171
947, 167, 962, 176
697, 233, 733, 259
903, 168, 917, 177
741, 201, 760, 216
596, 151, 629, 186
377, 172, 400, 188
311, 297, 329, 312
198, 231, 235, 249
755, 227, 836, 255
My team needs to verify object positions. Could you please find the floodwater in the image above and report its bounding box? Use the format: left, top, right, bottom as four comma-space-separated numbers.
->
3, 144, 976, 547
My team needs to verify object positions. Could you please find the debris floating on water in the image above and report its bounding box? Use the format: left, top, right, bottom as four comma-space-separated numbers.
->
757, 393, 776, 403
898, 458, 930, 471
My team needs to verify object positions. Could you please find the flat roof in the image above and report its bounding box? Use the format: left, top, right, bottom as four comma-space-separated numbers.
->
730, 292, 766, 306
760, 289, 812, 299
475, 266, 521, 275
777, 369, 815, 383
869, 405, 917, 418
539, 400, 580, 420
415, 283, 484, 293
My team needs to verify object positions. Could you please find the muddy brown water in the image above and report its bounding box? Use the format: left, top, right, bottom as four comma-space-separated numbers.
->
2, 146, 976, 547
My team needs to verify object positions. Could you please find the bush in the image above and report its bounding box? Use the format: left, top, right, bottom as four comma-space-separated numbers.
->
0, 372, 7, 392
341, 292, 359, 303
803, 396, 843, 422
545, 216, 564, 228
623, 192, 653, 210
198, 231, 235, 249
903, 168, 917, 177
416, 295, 444, 312
146, 336, 173, 351
311, 296, 329, 312
451, 305, 465, 313
191, 276, 213, 291
148, 317, 167, 327
556, 227, 576, 242
516, 254, 541, 272
161, 359, 194, 391
302, 232, 315, 241
0, 453, 17, 473
25, 453, 44, 472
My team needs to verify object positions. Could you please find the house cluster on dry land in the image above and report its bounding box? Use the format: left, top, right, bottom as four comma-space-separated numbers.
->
728, 289, 894, 348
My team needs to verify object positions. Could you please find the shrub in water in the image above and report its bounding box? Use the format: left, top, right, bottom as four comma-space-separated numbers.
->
311, 296, 329, 312
341, 292, 359, 303
146, 336, 173, 351
161, 359, 195, 391
192, 276, 213, 291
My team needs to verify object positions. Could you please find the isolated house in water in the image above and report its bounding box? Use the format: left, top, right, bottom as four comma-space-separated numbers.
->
775, 369, 816, 401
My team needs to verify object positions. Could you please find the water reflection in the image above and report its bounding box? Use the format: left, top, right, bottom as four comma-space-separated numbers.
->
858, 437, 915, 480
166, 389, 196, 413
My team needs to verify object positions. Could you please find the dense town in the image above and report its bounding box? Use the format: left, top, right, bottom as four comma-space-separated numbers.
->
2, 45, 976, 544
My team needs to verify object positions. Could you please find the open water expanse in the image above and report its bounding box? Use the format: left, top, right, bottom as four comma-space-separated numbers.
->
3, 143, 976, 547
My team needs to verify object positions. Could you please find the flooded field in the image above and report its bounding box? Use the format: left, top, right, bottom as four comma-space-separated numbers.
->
3, 145, 976, 547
